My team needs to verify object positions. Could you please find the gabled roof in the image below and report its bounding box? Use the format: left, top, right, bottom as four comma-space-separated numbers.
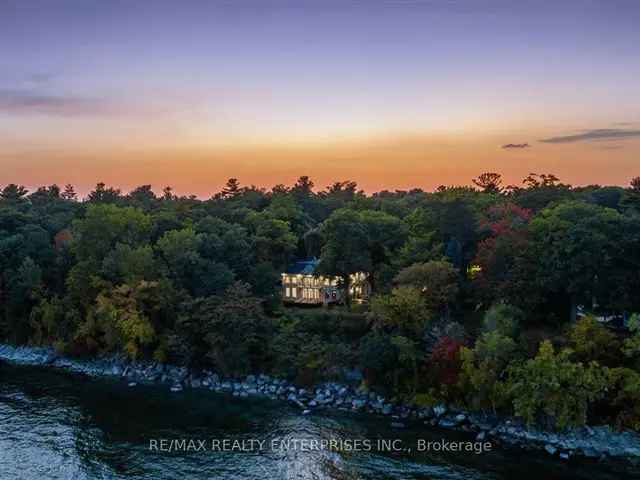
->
285, 258, 319, 275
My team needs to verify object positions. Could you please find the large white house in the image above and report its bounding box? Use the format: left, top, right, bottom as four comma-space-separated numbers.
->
281, 258, 370, 305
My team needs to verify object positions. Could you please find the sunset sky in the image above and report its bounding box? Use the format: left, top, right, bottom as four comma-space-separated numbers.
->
1, 0, 639, 197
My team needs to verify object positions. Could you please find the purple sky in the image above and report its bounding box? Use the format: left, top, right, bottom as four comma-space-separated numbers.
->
1, 0, 639, 195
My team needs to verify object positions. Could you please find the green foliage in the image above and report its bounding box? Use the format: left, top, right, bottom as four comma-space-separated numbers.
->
175, 282, 271, 375
394, 260, 459, 313
72, 204, 151, 263
195, 216, 254, 280
459, 332, 518, 412
608, 367, 640, 431
156, 228, 233, 296
246, 211, 297, 269
412, 391, 439, 408
270, 313, 354, 384
317, 209, 373, 301
359, 332, 397, 383
398, 230, 441, 266
482, 304, 522, 338
29, 296, 78, 346
75, 281, 163, 359
317, 208, 407, 298
390, 335, 420, 394
567, 316, 620, 366
2, 177, 640, 433
622, 314, 640, 364
506, 340, 611, 429
529, 201, 624, 315
102, 244, 158, 283
370, 286, 432, 337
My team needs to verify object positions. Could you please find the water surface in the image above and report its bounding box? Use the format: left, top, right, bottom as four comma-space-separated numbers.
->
0, 363, 637, 479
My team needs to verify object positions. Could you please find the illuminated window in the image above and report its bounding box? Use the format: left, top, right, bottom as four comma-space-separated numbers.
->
285, 287, 290, 297
291, 287, 297, 297
467, 264, 482, 279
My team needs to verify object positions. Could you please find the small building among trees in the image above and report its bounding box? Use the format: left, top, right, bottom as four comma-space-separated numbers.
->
281, 258, 370, 305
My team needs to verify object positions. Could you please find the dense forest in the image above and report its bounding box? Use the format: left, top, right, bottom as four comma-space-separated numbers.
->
1, 173, 640, 430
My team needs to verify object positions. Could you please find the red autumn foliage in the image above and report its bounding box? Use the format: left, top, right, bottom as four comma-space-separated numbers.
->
471, 203, 533, 303
479, 203, 533, 236
429, 336, 465, 385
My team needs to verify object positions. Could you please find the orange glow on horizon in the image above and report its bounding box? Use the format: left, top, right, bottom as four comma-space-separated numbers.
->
2, 130, 638, 198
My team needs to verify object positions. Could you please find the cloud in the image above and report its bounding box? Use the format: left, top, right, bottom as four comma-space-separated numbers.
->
539, 128, 640, 144
501, 143, 530, 149
0, 89, 120, 117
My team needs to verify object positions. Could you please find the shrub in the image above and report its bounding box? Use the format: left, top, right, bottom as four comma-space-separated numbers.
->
413, 391, 439, 408
359, 332, 397, 389
506, 340, 611, 429
609, 367, 640, 431
423, 320, 465, 356
459, 331, 518, 412
425, 336, 465, 402
390, 335, 420, 394
482, 303, 522, 338
567, 316, 620, 366
623, 314, 640, 367
393, 260, 459, 312
370, 286, 432, 336
271, 326, 330, 384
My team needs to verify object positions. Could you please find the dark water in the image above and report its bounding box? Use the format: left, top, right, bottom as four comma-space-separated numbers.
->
1, 363, 637, 480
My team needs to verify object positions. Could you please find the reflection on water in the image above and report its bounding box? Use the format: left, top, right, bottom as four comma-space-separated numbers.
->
1, 363, 638, 479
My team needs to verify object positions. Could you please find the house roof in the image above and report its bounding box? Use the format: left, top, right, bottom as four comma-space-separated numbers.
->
285, 258, 319, 275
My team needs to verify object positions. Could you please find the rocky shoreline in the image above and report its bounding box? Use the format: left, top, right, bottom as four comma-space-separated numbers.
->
1, 343, 638, 464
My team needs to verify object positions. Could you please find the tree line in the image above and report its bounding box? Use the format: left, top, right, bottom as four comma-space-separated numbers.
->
1, 173, 639, 430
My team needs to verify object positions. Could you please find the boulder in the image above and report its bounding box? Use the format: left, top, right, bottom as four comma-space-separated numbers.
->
352, 399, 367, 410
454, 413, 467, 424
433, 404, 447, 417
438, 419, 457, 429
545, 445, 557, 456
581, 447, 599, 458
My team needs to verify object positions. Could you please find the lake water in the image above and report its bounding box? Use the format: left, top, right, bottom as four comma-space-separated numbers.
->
1, 362, 637, 480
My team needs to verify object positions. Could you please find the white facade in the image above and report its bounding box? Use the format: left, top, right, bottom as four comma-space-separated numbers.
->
281, 272, 369, 305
